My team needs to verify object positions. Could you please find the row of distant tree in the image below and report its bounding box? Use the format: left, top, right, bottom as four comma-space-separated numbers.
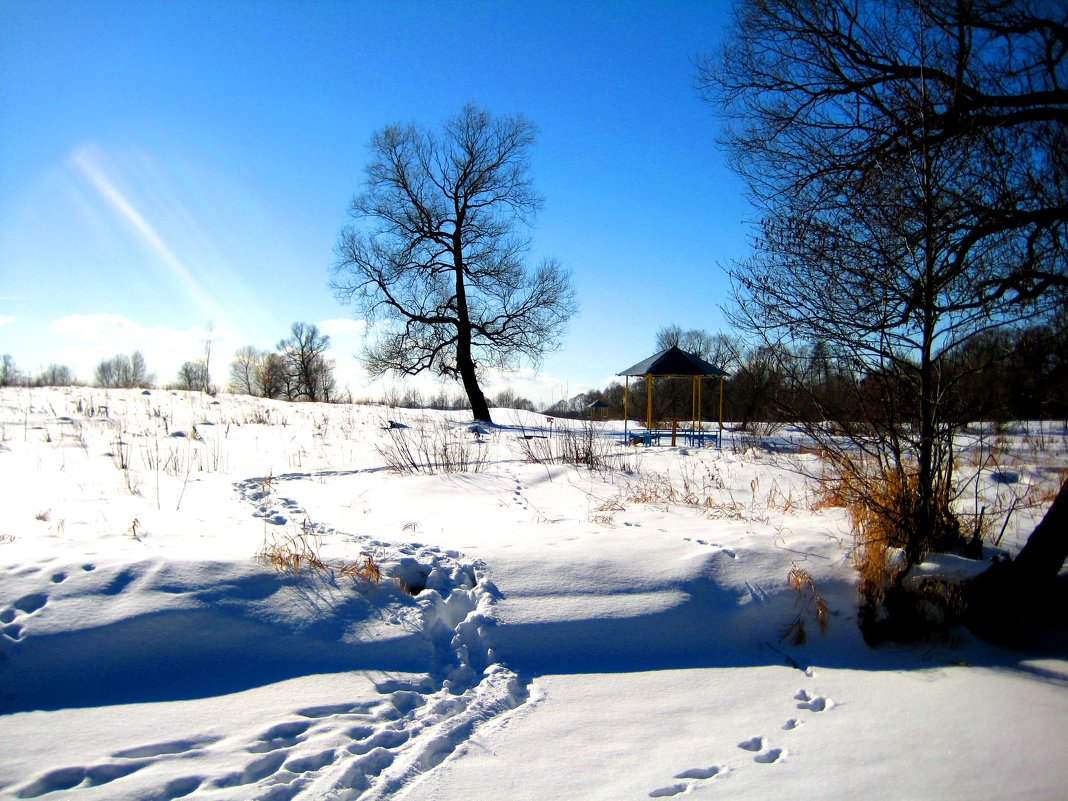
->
0, 322, 339, 401
544, 319, 1068, 427
1, 350, 187, 391
7, 312, 1065, 424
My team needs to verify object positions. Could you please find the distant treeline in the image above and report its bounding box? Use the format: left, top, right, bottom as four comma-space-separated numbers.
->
7, 319, 1064, 424
543, 321, 1068, 427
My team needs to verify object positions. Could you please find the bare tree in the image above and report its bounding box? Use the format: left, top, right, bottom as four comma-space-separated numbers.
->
277, 322, 336, 403
36, 364, 75, 387
94, 352, 153, 388
256, 352, 288, 400
174, 360, 209, 392
0, 354, 21, 387
228, 345, 261, 395
202, 322, 215, 394
700, 0, 1067, 634
332, 104, 577, 423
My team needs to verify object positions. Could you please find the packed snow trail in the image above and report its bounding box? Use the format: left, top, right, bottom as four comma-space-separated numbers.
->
1, 470, 532, 801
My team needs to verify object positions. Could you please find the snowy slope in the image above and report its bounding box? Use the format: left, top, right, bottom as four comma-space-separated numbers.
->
1, 387, 1066, 800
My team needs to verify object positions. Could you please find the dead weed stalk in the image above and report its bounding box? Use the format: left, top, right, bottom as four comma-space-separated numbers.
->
259, 520, 381, 585
782, 566, 830, 645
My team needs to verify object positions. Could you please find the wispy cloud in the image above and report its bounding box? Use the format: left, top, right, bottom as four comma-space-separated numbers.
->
69, 145, 218, 318
0, 315, 15, 325
318, 318, 367, 337
64, 144, 277, 347
51, 313, 241, 385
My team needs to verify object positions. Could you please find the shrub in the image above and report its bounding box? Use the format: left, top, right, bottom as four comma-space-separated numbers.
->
376, 418, 486, 474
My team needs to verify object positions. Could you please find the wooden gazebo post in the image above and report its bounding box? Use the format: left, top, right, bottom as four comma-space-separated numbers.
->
645, 372, 654, 432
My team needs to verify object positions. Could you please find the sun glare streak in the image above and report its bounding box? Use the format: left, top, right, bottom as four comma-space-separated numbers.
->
69, 145, 218, 315
65, 144, 277, 347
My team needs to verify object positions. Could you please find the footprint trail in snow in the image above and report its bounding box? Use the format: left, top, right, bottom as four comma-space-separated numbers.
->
649, 678, 835, 796
13, 474, 533, 801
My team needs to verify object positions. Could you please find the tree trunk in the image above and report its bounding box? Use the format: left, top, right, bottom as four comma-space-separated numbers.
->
965, 478, 1068, 645
452, 246, 492, 423
456, 325, 491, 422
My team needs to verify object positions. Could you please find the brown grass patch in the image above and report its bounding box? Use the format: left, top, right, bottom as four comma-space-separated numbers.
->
260, 523, 380, 585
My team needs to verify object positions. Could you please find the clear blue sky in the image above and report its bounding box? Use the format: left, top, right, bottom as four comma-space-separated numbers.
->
0, 0, 752, 405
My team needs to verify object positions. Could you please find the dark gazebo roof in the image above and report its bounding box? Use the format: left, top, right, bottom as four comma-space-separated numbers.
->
618, 346, 729, 378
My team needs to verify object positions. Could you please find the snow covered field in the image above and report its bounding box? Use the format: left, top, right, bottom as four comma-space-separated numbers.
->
1, 386, 1066, 801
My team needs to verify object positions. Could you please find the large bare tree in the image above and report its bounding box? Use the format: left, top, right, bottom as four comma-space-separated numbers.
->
332, 105, 577, 423
700, 0, 1067, 632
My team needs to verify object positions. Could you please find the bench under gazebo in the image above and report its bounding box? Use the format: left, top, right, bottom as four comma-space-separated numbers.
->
617, 346, 729, 446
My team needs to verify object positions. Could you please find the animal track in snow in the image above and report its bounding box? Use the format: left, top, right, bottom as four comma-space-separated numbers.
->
155, 776, 202, 800
745, 581, 770, 603
248, 721, 312, 753
649, 782, 688, 797
649, 765, 724, 797
283, 749, 337, 774
755, 748, 785, 764
795, 689, 834, 712
683, 540, 734, 559
1, 591, 50, 641
112, 737, 220, 759
676, 766, 722, 780
738, 735, 786, 765
650, 682, 834, 795
14, 759, 152, 798
212, 751, 287, 788
13, 593, 47, 614
3, 622, 24, 641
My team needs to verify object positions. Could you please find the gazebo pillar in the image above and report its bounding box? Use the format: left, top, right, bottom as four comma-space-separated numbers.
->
645, 372, 653, 432
719, 376, 725, 434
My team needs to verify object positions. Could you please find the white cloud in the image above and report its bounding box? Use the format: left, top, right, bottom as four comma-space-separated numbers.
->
50, 313, 242, 386
314, 318, 371, 398
0, 315, 14, 326
318, 318, 367, 337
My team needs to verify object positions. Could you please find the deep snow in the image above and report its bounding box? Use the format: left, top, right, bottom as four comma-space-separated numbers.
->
1, 387, 1065, 800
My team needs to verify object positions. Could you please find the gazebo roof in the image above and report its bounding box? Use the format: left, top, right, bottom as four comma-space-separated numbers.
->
618, 346, 729, 378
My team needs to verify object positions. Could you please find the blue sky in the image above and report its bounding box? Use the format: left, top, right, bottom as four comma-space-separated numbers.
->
0, 0, 751, 404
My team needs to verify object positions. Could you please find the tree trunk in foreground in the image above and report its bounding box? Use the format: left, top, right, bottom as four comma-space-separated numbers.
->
965, 479, 1068, 646
457, 337, 492, 423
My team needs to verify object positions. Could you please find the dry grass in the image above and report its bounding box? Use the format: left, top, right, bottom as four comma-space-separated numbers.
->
782, 566, 829, 645
833, 461, 915, 608
260, 522, 381, 585
377, 419, 486, 475
596, 469, 750, 520
517, 420, 640, 474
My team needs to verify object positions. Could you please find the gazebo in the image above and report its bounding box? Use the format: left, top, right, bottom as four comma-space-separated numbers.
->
585, 399, 610, 420
617, 346, 729, 445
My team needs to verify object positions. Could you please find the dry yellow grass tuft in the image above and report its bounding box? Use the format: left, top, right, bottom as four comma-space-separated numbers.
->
260, 524, 380, 585
782, 566, 830, 645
